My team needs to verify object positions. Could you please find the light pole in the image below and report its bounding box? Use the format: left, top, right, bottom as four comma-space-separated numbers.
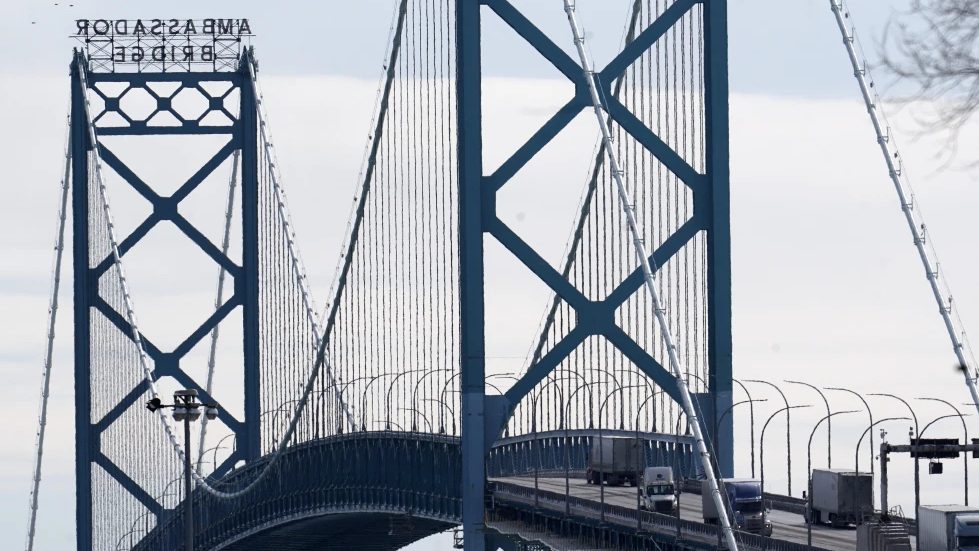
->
531, 377, 565, 510
634, 389, 664, 531
564, 382, 595, 517
855, 417, 909, 523
748, 379, 794, 496
146, 389, 219, 551
827, 387, 874, 503
385, 368, 427, 430
918, 397, 969, 505
412, 368, 451, 426
760, 405, 811, 507
422, 398, 453, 434
595, 383, 644, 521
361, 373, 394, 431
399, 407, 434, 432
870, 393, 919, 515
733, 378, 757, 478
715, 398, 767, 458
807, 410, 857, 546
787, 380, 833, 468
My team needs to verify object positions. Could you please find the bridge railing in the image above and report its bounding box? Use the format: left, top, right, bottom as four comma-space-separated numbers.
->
488, 429, 699, 480
490, 481, 833, 551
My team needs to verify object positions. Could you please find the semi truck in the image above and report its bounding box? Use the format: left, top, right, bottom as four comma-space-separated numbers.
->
808, 468, 874, 527
702, 478, 773, 536
918, 505, 979, 551
641, 466, 677, 513
586, 436, 642, 486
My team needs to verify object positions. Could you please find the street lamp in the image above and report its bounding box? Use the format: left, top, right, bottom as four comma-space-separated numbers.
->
918, 397, 969, 505
760, 405, 811, 506
787, 380, 833, 468
714, 398, 767, 458
827, 387, 874, 505
747, 379, 794, 496
733, 378, 757, 478
869, 393, 919, 515
807, 410, 857, 546
564, 382, 595, 517
146, 389, 219, 551
854, 417, 910, 523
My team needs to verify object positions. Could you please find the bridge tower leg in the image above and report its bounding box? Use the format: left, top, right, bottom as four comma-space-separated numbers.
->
456, 0, 488, 548
704, 0, 733, 478
454, 0, 734, 542
69, 49, 262, 550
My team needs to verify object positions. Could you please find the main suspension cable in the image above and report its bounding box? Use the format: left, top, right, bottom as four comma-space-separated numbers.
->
828, 0, 979, 415
77, 61, 326, 500
560, 2, 739, 549
246, 60, 357, 432
24, 112, 72, 551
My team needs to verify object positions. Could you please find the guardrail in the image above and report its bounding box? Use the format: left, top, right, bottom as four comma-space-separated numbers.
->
490, 481, 832, 551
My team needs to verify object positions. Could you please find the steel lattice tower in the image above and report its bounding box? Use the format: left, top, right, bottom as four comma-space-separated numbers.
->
70, 49, 261, 551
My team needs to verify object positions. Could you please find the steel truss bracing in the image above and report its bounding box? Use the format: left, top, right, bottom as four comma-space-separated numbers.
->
70, 51, 262, 551
456, 0, 732, 547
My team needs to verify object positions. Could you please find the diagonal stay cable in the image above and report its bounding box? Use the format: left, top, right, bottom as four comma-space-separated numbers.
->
25, 112, 72, 551
829, 0, 979, 415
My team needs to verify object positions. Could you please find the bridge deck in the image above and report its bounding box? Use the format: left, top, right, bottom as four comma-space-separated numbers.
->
491, 476, 908, 551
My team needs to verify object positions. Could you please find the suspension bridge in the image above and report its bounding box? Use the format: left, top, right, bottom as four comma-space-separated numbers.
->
20, 1, 979, 550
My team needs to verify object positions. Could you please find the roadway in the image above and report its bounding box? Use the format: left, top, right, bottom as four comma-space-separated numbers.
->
491, 476, 906, 550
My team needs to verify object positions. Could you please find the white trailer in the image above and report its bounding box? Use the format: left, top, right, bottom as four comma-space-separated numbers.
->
918, 505, 979, 551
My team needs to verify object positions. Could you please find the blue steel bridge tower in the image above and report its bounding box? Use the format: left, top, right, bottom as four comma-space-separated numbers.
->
456, 0, 732, 546
70, 36, 260, 550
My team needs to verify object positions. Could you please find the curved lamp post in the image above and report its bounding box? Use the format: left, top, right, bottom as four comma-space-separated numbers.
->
854, 417, 910, 522
399, 407, 434, 433
869, 393, 919, 515
733, 378, 757, 477
564, 382, 596, 517
361, 373, 394, 431
787, 380, 832, 468
748, 379, 793, 496
761, 405, 811, 504
714, 398, 767, 459
918, 397, 969, 505
827, 387, 874, 502
634, 389, 664, 532
385, 368, 428, 430
807, 410, 857, 546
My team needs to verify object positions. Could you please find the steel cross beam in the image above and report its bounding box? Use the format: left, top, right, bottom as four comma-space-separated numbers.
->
456, 0, 731, 548
70, 50, 261, 551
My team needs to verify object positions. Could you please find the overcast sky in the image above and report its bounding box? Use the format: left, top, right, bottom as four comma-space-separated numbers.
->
8, 1, 979, 550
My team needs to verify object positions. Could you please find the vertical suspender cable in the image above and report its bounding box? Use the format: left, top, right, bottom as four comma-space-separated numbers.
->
246, 62, 359, 432
561, 2, 739, 549
197, 150, 240, 470
25, 114, 72, 551
828, 0, 979, 415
